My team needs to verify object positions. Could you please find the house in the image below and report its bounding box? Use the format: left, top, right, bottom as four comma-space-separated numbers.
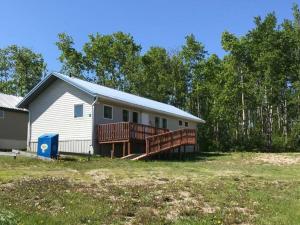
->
0, 93, 28, 150
17, 72, 204, 158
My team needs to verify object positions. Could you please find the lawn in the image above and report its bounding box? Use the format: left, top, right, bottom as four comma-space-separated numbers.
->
0, 152, 300, 225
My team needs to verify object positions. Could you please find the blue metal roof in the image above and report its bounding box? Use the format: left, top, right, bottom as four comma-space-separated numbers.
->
18, 72, 205, 123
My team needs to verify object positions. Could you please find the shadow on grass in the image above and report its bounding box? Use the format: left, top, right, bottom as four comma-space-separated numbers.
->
146, 151, 228, 162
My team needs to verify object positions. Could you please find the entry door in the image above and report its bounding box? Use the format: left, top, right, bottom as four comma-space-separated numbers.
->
141, 112, 150, 125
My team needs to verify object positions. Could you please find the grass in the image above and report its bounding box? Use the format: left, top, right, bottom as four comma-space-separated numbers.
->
0, 152, 300, 225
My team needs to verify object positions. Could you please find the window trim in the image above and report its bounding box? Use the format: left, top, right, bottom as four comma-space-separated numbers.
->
132, 111, 139, 123
162, 118, 168, 129
74, 104, 83, 118
122, 109, 129, 122
103, 104, 113, 120
0, 110, 4, 119
155, 116, 160, 128
185, 121, 189, 127
179, 120, 183, 126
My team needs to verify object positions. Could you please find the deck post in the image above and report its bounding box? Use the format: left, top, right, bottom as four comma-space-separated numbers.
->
178, 146, 181, 160
146, 139, 149, 155
183, 145, 186, 161
123, 142, 126, 157
128, 141, 131, 155
111, 143, 115, 159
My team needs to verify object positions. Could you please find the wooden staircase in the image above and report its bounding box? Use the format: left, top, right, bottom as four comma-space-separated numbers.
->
130, 129, 196, 160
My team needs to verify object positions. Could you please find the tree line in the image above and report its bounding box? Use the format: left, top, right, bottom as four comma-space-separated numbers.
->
1, 4, 299, 151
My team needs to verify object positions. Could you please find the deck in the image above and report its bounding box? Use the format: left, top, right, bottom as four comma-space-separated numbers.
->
98, 122, 169, 143
97, 122, 196, 160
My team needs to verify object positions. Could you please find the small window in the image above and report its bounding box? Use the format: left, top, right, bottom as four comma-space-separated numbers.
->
0, 110, 4, 119
179, 120, 183, 126
185, 122, 189, 127
104, 105, 113, 119
123, 109, 129, 122
162, 118, 167, 129
132, 111, 138, 123
155, 117, 160, 128
74, 104, 83, 118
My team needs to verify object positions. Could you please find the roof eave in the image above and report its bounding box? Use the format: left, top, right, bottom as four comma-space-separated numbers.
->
17, 72, 96, 108
0, 106, 28, 113
95, 94, 205, 123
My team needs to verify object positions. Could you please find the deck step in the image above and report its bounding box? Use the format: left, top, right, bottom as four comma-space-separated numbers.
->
131, 154, 148, 161
121, 154, 142, 160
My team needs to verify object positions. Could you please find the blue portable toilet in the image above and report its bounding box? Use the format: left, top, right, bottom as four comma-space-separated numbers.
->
37, 134, 59, 159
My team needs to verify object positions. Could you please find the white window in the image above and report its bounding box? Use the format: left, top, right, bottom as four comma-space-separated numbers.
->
122, 109, 129, 122
0, 110, 4, 119
162, 118, 167, 129
179, 120, 183, 126
132, 111, 138, 123
185, 122, 189, 127
155, 117, 160, 128
74, 104, 83, 118
104, 105, 113, 119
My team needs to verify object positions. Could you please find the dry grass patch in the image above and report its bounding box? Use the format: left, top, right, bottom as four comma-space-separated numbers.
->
254, 153, 300, 165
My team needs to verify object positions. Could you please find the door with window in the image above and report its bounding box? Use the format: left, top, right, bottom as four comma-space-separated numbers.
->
141, 112, 149, 125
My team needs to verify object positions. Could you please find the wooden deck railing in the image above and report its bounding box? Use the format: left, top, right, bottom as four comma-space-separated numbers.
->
98, 122, 169, 143
145, 129, 196, 155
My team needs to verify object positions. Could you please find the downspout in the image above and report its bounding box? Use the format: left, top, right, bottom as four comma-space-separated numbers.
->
27, 109, 31, 151
91, 96, 99, 155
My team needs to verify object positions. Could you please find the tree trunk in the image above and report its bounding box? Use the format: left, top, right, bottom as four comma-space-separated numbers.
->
268, 105, 273, 149
247, 109, 251, 138
241, 73, 246, 138
277, 106, 281, 130
197, 95, 201, 118
260, 106, 264, 135
298, 94, 300, 121
283, 99, 288, 145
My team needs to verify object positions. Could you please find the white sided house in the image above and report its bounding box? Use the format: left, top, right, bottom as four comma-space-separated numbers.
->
0, 93, 28, 150
17, 72, 204, 157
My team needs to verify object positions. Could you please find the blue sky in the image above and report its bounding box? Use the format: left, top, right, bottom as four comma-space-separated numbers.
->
0, 0, 297, 71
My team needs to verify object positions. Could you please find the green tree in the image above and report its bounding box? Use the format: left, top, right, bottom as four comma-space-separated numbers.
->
0, 45, 46, 96
56, 33, 85, 78
56, 32, 141, 90
138, 47, 172, 103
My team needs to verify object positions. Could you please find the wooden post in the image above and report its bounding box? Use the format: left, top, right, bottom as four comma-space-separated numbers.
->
123, 142, 126, 157
146, 140, 149, 154
172, 148, 175, 160
128, 141, 131, 155
111, 143, 115, 159
183, 145, 186, 161
178, 146, 181, 160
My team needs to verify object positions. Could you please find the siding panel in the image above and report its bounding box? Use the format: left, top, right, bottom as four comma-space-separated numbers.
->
0, 110, 28, 149
29, 79, 94, 154
94, 100, 197, 131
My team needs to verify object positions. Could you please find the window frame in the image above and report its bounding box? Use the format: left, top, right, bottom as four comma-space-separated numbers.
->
132, 111, 139, 123
103, 105, 113, 120
179, 120, 183, 126
0, 110, 4, 119
185, 121, 189, 127
155, 116, 160, 128
162, 118, 168, 129
74, 104, 83, 118
122, 109, 129, 122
